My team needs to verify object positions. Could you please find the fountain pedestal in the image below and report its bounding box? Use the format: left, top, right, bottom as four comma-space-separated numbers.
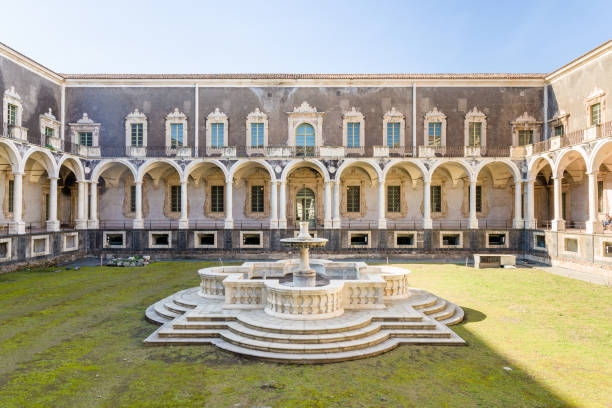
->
280, 222, 328, 287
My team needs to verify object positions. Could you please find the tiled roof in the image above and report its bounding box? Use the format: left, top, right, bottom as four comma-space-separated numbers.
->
60, 73, 546, 80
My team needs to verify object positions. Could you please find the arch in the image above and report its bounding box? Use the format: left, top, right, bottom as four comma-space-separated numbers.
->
588, 138, 612, 173
0, 139, 22, 170
91, 159, 138, 183
473, 158, 521, 183
527, 155, 555, 181
296, 123, 315, 146
553, 147, 589, 179
335, 158, 383, 183
228, 158, 276, 183
381, 159, 428, 182
182, 158, 228, 183
20, 146, 57, 176
56, 154, 85, 181
137, 158, 184, 183
427, 159, 474, 183
280, 159, 330, 183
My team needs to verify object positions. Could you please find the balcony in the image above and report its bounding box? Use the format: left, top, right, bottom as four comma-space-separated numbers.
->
3, 124, 28, 141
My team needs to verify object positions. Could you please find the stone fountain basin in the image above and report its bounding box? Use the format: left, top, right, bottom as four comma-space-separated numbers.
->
197, 260, 411, 320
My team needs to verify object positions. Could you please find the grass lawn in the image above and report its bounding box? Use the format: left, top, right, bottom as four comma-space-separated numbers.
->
0, 260, 610, 408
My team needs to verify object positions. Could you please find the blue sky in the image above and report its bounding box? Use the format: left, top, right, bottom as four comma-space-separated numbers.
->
1, 0, 610, 74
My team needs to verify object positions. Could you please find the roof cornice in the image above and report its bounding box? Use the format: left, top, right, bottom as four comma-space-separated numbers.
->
0, 42, 64, 85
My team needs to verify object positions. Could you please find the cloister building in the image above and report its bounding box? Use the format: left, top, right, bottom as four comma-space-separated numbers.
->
0, 40, 611, 278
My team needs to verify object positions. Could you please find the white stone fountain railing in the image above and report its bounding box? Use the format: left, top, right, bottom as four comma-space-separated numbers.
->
343, 277, 386, 309
264, 280, 345, 320
223, 274, 266, 309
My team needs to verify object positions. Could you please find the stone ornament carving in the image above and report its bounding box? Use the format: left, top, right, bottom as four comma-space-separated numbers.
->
342, 107, 365, 149
69, 113, 100, 146
464, 107, 487, 147
165, 108, 188, 148
287, 101, 324, 148
245, 108, 268, 152
510, 111, 542, 146
382, 107, 405, 147
585, 87, 606, 127
125, 109, 148, 150
206, 108, 229, 151
3, 86, 25, 133
424, 107, 447, 147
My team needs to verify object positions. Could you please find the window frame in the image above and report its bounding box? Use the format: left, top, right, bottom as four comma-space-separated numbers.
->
431, 185, 442, 213
210, 185, 225, 213
170, 185, 181, 213
250, 185, 265, 213
342, 107, 365, 149
387, 185, 401, 213
424, 107, 447, 148
346, 185, 361, 213
464, 107, 487, 147
125, 109, 148, 150
165, 108, 188, 150
246, 108, 268, 152
382, 107, 405, 148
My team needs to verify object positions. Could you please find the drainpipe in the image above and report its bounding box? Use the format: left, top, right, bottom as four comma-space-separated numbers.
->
194, 83, 199, 156
543, 84, 548, 140
61, 84, 66, 141
412, 82, 417, 148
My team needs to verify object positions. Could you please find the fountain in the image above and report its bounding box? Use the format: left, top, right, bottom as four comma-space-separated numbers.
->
144, 226, 466, 363
280, 222, 327, 287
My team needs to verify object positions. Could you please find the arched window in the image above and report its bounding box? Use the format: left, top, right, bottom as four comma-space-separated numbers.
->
295, 187, 316, 227
295, 123, 315, 156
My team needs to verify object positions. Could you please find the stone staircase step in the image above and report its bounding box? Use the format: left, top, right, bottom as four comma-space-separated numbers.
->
145, 304, 170, 325
439, 305, 465, 326
186, 314, 236, 322
236, 314, 373, 334
164, 302, 190, 315
421, 299, 447, 315
410, 295, 439, 309
430, 305, 456, 321
153, 301, 181, 320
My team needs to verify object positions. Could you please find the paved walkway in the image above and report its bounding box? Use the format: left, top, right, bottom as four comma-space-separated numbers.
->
535, 265, 611, 286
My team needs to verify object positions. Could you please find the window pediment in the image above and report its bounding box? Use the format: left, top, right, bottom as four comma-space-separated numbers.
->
165, 108, 188, 149
287, 101, 323, 148
246, 108, 268, 151
40, 108, 61, 143
464, 107, 487, 147
343, 107, 364, 149
382, 107, 405, 147
125, 109, 148, 151
69, 113, 100, 146
424, 107, 447, 147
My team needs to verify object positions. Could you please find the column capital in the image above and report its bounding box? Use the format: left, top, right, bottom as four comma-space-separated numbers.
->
586, 171, 599, 176
48, 176, 59, 181
11, 171, 24, 176
134, 180, 143, 186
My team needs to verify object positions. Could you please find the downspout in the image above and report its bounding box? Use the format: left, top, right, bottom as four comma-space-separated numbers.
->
61, 84, 66, 142
543, 83, 548, 140
194, 83, 199, 156
412, 82, 417, 149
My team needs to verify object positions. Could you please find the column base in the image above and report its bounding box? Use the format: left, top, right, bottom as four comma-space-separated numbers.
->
46, 220, 60, 232
551, 219, 565, 231
75, 219, 88, 230
423, 218, 432, 229
133, 218, 144, 229
278, 220, 287, 229
332, 218, 341, 229
178, 219, 190, 229
9, 221, 25, 234
324, 219, 333, 229
586, 220, 603, 234
469, 218, 479, 229
269, 219, 279, 229
377, 219, 387, 229
512, 219, 524, 229
224, 219, 234, 229
524, 219, 537, 229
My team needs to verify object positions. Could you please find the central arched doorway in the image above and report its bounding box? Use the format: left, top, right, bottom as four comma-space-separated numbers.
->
295, 187, 315, 227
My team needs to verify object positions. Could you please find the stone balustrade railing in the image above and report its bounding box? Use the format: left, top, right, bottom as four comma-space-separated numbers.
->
363, 266, 411, 300
264, 280, 344, 320
198, 266, 251, 299
342, 278, 385, 309
223, 274, 266, 309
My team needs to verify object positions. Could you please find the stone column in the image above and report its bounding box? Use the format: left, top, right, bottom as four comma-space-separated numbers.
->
525, 179, 536, 229
324, 181, 332, 229
47, 176, 60, 232
75, 181, 87, 229
333, 180, 341, 229
224, 180, 233, 229
10, 171, 25, 234
586, 172, 601, 233
423, 180, 432, 229
468, 180, 478, 229
513, 181, 523, 229
133, 181, 144, 229
179, 180, 189, 229
89, 181, 99, 229
551, 176, 565, 231
377, 180, 387, 229
270, 181, 278, 229
278, 181, 287, 229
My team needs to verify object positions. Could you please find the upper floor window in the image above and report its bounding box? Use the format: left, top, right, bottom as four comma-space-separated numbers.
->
125, 109, 147, 149
171, 123, 183, 148
387, 185, 401, 213
464, 107, 487, 147
468, 122, 482, 147
387, 122, 400, 147
69, 113, 100, 148
251, 123, 264, 147
554, 124, 564, 137
342, 107, 364, 149
511, 112, 541, 146
79, 132, 93, 147
519, 129, 533, 146
585, 88, 606, 128
591, 103, 601, 126
346, 186, 360, 213
170, 185, 181, 212
39, 108, 60, 145
246, 108, 268, 151
383, 107, 405, 148
3, 87, 23, 129
424, 107, 446, 147
45, 127, 54, 138
165, 108, 188, 149
211, 123, 224, 147
8, 180, 14, 213
251, 185, 264, 213
431, 185, 442, 213
296, 123, 315, 156
347, 123, 360, 147
206, 108, 228, 152
211, 185, 224, 213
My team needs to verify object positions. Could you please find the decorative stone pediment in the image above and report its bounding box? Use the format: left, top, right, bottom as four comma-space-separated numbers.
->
126, 109, 147, 120
247, 107, 267, 120
4, 86, 21, 102
549, 110, 569, 121
207, 108, 227, 121
40, 108, 61, 146
425, 107, 446, 120
167, 108, 187, 120
292, 101, 318, 114
511, 112, 539, 124
287, 102, 324, 147
465, 107, 486, 120
343, 107, 362, 119
587, 87, 605, 100
76, 112, 95, 124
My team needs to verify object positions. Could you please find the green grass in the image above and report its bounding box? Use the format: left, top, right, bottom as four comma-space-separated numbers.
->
0, 261, 610, 408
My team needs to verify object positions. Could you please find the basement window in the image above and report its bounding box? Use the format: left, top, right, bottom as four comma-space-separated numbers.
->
396, 233, 414, 247
31, 236, 50, 256
0, 239, 10, 261
152, 234, 169, 246
350, 233, 369, 246
199, 234, 215, 246
106, 234, 124, 247
488, 233, 506, 247
62, 232, 78, 252
535, 234, 546, 249
441, 233, 461, 247
240, 232, 263, 248
564, 238, 578, 253
603, 242, 612, 258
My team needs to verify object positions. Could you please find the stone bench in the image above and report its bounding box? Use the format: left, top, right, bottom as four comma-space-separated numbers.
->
473, 254, 516, 269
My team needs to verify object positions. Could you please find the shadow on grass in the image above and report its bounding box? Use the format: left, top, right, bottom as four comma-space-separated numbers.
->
459, 306, 487, 323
